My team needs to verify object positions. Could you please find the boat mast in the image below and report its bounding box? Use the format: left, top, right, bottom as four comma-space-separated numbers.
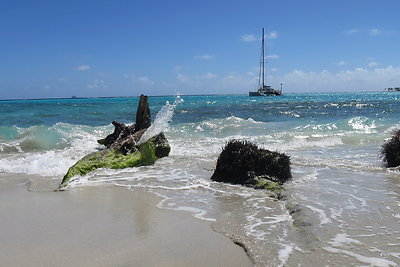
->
261, 28, 265, 88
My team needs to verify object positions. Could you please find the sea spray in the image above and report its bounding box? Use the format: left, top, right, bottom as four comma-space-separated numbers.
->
137, 95, 184, 145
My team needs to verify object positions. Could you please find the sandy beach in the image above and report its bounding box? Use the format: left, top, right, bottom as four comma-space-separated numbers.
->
0, 174, 252, 267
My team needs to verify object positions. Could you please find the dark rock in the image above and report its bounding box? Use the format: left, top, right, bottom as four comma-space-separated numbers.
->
381, 129, 400, 168
211, 140, 291, 187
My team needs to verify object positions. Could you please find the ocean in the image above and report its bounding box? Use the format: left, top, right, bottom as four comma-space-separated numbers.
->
1, 92, 400, 266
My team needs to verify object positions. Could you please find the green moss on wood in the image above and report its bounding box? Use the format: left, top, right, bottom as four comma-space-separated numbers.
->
59, 135, 167, 189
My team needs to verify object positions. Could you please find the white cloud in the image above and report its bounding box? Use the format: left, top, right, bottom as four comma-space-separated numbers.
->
242, 31, 277, 42
177, 72, 217, 83
177, 73, 190, 83
274, 65, 400, 92
137, 76, 154, 86
267, 31, 278, 39
174, 66, 183, 72
174, 70, 255, 94
219, 73, 258, 91
370, 28, 381, 36
123, 74, 155, 87
241, 34, 257, 42
334, 61, 347, 66
194, 54, 213, 60
198, 72, 217, 79
87, 79, 107, 89
270, 68, 278, 72
166, 64, 400, 94
368, 61, 379, 67
343, 28, 383, 36
76, 65, 91, 71
266, 54, 279, 59
343, 29, 358, 35
58, 78, 68, 82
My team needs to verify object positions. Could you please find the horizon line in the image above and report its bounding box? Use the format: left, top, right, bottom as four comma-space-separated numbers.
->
0, 90, 391, 102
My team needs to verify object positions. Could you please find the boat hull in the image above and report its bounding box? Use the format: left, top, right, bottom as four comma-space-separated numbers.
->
249, 91, 263, 96
249, 89, 282, 96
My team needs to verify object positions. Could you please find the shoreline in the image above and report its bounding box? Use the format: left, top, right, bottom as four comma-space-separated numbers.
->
0, 174, 252, 267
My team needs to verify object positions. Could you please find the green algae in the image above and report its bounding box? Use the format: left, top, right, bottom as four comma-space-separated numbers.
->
254, 178, 284, 194
59, 135, 168, 189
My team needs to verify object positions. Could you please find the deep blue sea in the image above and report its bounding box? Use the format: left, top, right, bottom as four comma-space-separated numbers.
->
1, 92, 400, 266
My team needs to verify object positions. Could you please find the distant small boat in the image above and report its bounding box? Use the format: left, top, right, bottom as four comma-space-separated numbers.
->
386, 87, 400, 92
249, 28, 282, 96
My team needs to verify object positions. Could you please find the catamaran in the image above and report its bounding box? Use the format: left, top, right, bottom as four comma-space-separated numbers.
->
249, 28, 282, 96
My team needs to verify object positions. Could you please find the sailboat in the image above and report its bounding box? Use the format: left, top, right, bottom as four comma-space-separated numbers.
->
249, 28, 282, 96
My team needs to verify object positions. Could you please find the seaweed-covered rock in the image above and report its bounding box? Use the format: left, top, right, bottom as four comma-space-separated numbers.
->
58, 95, 170, 189
211, 140, 291, 189
381, 129, 400, 168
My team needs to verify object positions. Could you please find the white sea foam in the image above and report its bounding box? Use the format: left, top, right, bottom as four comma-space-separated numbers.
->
278, 244, 294, 267
168, 206, 216, 222
280, 111, 300, 117
292, 155, 384, 172
269, 136, 344, 152
0, 123, 104, 176
328, 233, 363, 247
0, 151, 75, 176
305, 205, 331, 225
329, 207, 344, 222
348, 116, 377, 133
323, 246, 397, 267
390, 252, 400, 259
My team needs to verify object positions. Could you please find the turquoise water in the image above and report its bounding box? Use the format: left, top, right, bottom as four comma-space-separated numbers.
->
1, 92, 399, 151
2, 92, 400, 127
1, 92, 400, 266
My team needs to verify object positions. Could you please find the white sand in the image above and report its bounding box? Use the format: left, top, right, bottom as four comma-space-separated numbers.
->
0, 175, 252, 266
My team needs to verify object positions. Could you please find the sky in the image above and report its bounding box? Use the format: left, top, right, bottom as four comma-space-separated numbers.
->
1, 0, 400, 99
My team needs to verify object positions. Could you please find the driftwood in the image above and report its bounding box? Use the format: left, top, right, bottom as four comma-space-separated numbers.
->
135, 94, 151, 131
59, 95, 170, 189
97, 121, 136, 148
98, 95, 151, 150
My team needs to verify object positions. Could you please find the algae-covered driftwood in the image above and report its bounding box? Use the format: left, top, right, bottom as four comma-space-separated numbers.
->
211, 140, 291, 197
59, 95, 170, 189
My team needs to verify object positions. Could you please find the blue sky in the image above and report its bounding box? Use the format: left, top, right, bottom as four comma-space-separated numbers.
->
1, 0, 400, 99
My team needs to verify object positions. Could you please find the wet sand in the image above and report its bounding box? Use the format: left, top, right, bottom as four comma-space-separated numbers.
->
0, 175, 252, 267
